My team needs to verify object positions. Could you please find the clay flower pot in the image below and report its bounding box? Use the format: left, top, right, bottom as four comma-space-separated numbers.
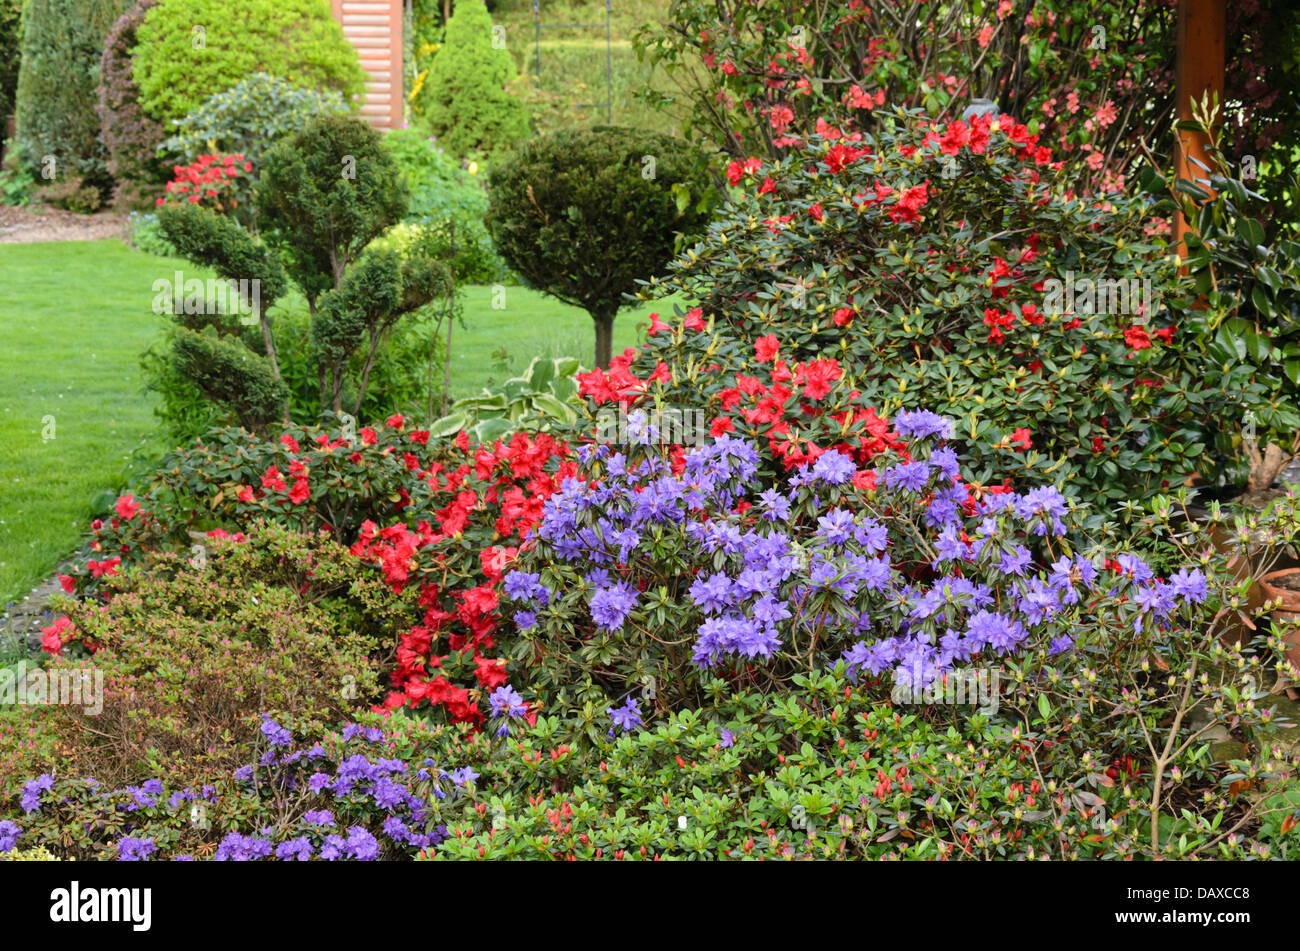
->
1257, 568, 1300, 671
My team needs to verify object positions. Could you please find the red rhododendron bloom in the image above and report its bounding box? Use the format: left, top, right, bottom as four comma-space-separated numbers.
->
755, 335, 780, 362
889, 181, 930, 224
479, 545, 518, 584
115, 495, 140, 521
683, 308, 707, 331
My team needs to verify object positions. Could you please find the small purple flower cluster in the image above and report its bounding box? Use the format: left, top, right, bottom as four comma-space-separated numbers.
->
8, 719, 460, 861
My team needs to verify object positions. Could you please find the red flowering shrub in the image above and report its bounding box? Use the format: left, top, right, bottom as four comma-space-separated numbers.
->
158, 152, 254, 218
635, 0, 1300, 201
53, 415, 575, 729
635, 109, 1226, 511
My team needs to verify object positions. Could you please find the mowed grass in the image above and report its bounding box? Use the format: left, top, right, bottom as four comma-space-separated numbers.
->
0, 240, 173, 606
0, 238, 687, 604
449, 284, 682, 396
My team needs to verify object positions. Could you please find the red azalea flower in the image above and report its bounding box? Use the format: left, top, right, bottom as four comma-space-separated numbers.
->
683, 308, 707, 331
41, 616, 73, 654
1123, 325, 1151, 350
115, 494, 140, 520
755, 335, 780, 362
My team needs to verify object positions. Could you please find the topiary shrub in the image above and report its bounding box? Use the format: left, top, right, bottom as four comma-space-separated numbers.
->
159, 72, 349, 174
256, 115, 410, 309
132, 0, 366, 127
486, 126, 711, 368
417, 0, 529, 165
97, 0, 167, 210
13, 0, 132, 202
155, 115, 441, 427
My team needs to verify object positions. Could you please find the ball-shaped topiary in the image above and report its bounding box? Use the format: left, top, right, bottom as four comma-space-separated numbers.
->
13, 0, 133, 199
131, 0, 366, 126
485, 126, 710, 368
417, 0, 529, 165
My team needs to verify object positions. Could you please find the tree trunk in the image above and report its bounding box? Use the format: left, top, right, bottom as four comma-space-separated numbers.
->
593, 310, 615, 370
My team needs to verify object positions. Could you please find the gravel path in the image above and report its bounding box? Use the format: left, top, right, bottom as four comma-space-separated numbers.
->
0, 204, 129, 244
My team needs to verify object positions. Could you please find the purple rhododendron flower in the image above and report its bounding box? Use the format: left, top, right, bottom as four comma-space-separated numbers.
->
118, 836, 156, 862
893, 409, 953, 439
607, 696, 643, 733
590, 581, 639, 631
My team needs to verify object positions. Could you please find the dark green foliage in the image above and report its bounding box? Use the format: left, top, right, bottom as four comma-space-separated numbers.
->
0, 0, 21, 125
96, 0, 166, 209
13, 0, 132, 201
312, 249, 450, 412
171, 326, 288, 431
157, 202, 288, 311
257, 115, 410, 310
131, 0, 366, 126
418, 0, 530, 164
485, 126, 710, 367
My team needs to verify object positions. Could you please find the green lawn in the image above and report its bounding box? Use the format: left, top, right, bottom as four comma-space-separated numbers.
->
448, 284, 677, 396
0, 239, 685, 605
0, 240, 169, 607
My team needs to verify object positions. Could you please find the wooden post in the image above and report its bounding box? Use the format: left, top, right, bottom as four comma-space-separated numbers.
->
1173, 0, 1225, 258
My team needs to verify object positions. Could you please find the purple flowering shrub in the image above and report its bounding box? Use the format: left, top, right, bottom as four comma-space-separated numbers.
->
4, 715, 460, 861
502, 412, 1213, 744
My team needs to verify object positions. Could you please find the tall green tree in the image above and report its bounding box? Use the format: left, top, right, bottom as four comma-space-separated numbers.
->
13, 0, 132, 198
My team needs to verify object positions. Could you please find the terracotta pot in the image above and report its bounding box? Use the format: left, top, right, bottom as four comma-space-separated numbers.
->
1258, 568, 1300, 671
